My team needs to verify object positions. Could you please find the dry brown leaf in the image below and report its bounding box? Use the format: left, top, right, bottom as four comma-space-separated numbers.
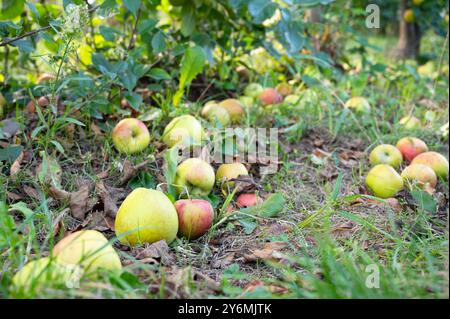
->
23, 185, 40, 200
243, 280, 288, 295
90, 122, 103, 137
7, 191, 23, 201
96, 181, 118, 218
69, 183, 94, 220
119, 159, 150, 185
265, 222, 292, 236
244, 241, 288, 262
10, 151, 24, 177
212, 252, 235, 269
132, 240, 175, 266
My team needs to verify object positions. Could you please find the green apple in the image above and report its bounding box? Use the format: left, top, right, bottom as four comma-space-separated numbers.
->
201, 103, 230, 126
365, 164, 404, 198
115, 188, 179, 246
174, 199, 214, 239
411, 152, 449, 179
239, 96, 255, 108
244, 83, 263, 98
369, 144, 403, 168
219, 99, 245, 123
11, 257, 83, 295
401, 164, 437, 193
216, 163, 249, 192
399, 116, 421, 130
112, 118, 150, 154
162, 115, 204, 147
344, 97, 371, 114
396, 137, 428, 162
174, 158, 215, 197
53, 230, 122, 275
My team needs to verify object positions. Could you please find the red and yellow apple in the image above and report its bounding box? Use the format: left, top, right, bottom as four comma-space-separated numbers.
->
396, 137, 428, 162
219, 99, 245, 123
411, 152, 449, 179
365, 164, 404, 198
53, 230, 122, 274
401, 164, 437, 193
174, 199, 214, 239
162, 115, 204, 147
369, 144, 403, 168
112, 118, 150, 154
115, 188, 179, 245
236, 193, 263, 208
174, 158, 216, 197
26, 96, 50, 113
258, 88, 283, 106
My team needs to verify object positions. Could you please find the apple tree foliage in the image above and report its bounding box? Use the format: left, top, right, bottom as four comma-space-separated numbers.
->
0, 0, 335, 117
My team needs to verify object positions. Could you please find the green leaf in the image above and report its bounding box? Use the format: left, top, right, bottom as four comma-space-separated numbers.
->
151, 31, 166, 54
164, 146, 180, 198
148, 68, 171, 80
0, 0, 25, 20
238, 218, 258, 235
0, 145, 23, 162
173, 46, 205, 106
128, 172, 157, 190
248, 0, 277, 24
181, 4, 196, 36
50, 140, 65, 154
410, 190, 437, 214
123, 0, 141, 17
124, 92, 142, 111
8, 202, 35, 219
239, 193, 285, 218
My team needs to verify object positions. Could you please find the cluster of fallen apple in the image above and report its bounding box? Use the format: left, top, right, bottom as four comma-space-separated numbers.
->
366, 137, 449, 198
11, 82, 296, 293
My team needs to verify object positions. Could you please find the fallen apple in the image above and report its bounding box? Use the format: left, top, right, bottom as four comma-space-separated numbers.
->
11, 257, 83, 293
236, 193, 263, 208
174, 158, 216, 197
411, 151, 449, 179
216, 163, 249, 191
284, 94, 300, 105
201, 103, 230, 126
115, 188, 179, 245
396, 137, 428, 162
399, 116, 421, 130
37, 73, 56, 83
26, 96, 50, 113
344, 97, 371, 114
219, 99, 245, 123
239, 96, 254, 108
174, 199, 214, 239
276, 83, 292, 96
162, 115, 204, 147
112, 118, 150, 154
365, 164, 404, 198
401, 164, 437, 193
244, 83, 264, 99
369, 144, 403, 168
259, 88, 283, 106
53, 230, 122, 274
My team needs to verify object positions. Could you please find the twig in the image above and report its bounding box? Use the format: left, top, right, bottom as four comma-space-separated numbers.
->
127, 6, 142, 51
0, 5, 100, 47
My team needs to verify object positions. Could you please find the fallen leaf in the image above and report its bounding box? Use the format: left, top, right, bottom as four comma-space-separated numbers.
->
10, 150, 24, 177
0, 119, 20, 139
243, 280, 288, 295
132, 240, 175, 266
264, 222, 292, 236
120, 159, 151, 185
96, 181, 118, 218
244, 241, 288, 262
212, 252, 235, 269
23, 185, 40, 200
70, 183, 93, 220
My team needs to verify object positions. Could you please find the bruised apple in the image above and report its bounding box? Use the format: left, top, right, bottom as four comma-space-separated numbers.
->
115, 188, 179, 245
396, 137, 428, 162
174, 199, 214, 239
259, 88, 283, 106
401, 164, 437, 193
411, 152, 449, 179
